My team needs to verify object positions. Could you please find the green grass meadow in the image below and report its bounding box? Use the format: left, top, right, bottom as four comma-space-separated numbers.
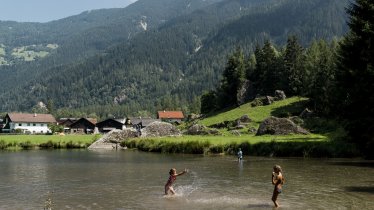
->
0, 134, 100, 150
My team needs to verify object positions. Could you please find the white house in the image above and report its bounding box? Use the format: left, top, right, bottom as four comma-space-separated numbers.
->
2, 113, 56, 134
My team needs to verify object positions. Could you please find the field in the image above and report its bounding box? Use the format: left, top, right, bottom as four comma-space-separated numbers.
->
0, 134, 100, 150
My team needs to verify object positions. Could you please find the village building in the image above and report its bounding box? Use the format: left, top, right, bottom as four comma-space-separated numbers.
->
128, 117, 161, 129
69, 118, 97, 134
157, 111, 184, 124
57, 118, 79, 133
1, 113, 56, 134
95, 118, 126, 133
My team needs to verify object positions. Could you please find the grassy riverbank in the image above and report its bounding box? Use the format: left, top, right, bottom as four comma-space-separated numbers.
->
0, 134, 100, 150
123, 97, 360, 158
122, 135, 359, 158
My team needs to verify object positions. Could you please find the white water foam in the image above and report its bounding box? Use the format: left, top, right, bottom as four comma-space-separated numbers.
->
174, 170, 199, 197
163, 170, 200, 198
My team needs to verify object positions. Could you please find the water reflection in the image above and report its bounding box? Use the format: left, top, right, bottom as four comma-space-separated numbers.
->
0, 150, 373, 209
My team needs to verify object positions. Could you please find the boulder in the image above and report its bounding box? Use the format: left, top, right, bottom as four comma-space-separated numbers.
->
237, 79, 256, 105
274, 90, 286, 100
234, 125, 246, 130
256, 116, 309, 136
88, 129, 138, 150
264, 96, 275, 105
230, 130, 241, 136
141, 121, 181, 137
186, 124, 221, 135
238, 115, 251, 123
248, 127, 257, 134
300, 108, 314, 119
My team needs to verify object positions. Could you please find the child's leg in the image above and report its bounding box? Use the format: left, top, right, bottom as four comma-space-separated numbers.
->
165, 184, 170, 195
169, 186, 176, 195
272, 190, 279, 207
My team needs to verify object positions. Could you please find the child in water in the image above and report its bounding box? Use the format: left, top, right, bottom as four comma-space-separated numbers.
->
164, 168, 188, 195
237, 148, 243, 162
272, 165, 285, 208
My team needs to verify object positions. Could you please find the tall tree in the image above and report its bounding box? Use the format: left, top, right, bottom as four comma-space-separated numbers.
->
333, 0, 374, 158
283, 35, 305, 95
200, 90, 218, 114
219, 48, 245, 107
306, 39, 338, 113
254, 40, 280, 95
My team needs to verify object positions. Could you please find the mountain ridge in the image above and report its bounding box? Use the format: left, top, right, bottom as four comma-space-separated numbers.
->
0, 0, 349, 118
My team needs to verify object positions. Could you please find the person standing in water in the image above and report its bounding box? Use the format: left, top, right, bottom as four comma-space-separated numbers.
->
164, 168, 187, 195
237, 148, 243, 162
271, 165, 285, 208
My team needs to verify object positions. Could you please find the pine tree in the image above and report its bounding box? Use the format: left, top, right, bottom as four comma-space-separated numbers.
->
306, 40, 338, 114
254, 40, 280, 95
219, 48, 245, 107
283, 35, 305, 96
333, 0, 374, 158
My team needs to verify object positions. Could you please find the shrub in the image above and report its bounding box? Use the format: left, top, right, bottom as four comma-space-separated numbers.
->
0, 140, 7, 150
19, 141, 34, 149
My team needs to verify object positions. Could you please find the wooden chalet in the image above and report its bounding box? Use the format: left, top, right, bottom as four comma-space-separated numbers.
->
57, 118, 79, 133
69, 118, 97, 134
96, 118, 126, 133
157, 111, 184, 124
128, 117, 161, 128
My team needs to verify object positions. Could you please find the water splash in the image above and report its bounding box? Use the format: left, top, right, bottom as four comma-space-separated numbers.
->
172, 170, 200, 197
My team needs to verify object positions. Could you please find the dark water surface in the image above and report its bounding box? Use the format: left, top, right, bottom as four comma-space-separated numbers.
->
0, 150, 373, 209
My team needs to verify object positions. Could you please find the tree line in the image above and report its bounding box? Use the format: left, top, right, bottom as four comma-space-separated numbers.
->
201, 0, 373, 158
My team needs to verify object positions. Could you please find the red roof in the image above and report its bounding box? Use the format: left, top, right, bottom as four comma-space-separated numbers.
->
7, 113, 56, 123
157, 111, 184, 119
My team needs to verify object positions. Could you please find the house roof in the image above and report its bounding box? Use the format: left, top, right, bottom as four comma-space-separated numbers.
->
96, 118, 125, 127
57, 119, 77, 127
128, 117, 161, 126
157, 111, 184, 119
70, 118, 96, 128
7, 113, 56, 123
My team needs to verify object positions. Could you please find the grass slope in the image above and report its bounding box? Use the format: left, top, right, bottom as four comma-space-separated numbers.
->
200, 96, 309, 128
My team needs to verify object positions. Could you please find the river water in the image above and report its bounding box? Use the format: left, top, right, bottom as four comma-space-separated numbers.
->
0, 150, 373, 209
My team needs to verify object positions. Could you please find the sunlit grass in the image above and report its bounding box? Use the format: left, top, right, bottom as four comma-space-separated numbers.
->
199, 97, 308, 128
0, 134, 100, 150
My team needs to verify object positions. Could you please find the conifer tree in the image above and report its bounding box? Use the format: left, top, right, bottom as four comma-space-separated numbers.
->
283, 35, 305, 95
220, 48, 245, 107
333, 0, 374, 158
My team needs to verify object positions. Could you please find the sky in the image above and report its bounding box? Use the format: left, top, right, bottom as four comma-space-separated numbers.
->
0, 0, 138, 23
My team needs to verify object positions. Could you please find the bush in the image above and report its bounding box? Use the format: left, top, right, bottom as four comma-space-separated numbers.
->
19, 141, 34, 149
0, 140, 7, 150
39, 140, 54, 149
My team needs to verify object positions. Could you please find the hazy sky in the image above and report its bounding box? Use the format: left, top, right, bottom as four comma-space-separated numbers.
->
0, 0, 137, 23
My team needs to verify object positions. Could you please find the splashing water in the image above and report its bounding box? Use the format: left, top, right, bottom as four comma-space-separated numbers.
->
173, 170, 199, 197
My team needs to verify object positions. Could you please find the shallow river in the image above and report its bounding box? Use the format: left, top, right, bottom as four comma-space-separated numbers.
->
0, 150, 373, 209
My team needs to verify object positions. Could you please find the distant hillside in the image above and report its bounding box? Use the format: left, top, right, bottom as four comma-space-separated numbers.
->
0, 0, 222, 86
0, 0, 349, 118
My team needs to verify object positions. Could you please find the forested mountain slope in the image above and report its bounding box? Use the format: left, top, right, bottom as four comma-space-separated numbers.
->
0, 0, 222, 87
0, 0, 349, 118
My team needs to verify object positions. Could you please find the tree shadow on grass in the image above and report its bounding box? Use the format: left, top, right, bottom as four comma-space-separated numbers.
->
270, 100, 309, 118
345, 186, 374, 194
